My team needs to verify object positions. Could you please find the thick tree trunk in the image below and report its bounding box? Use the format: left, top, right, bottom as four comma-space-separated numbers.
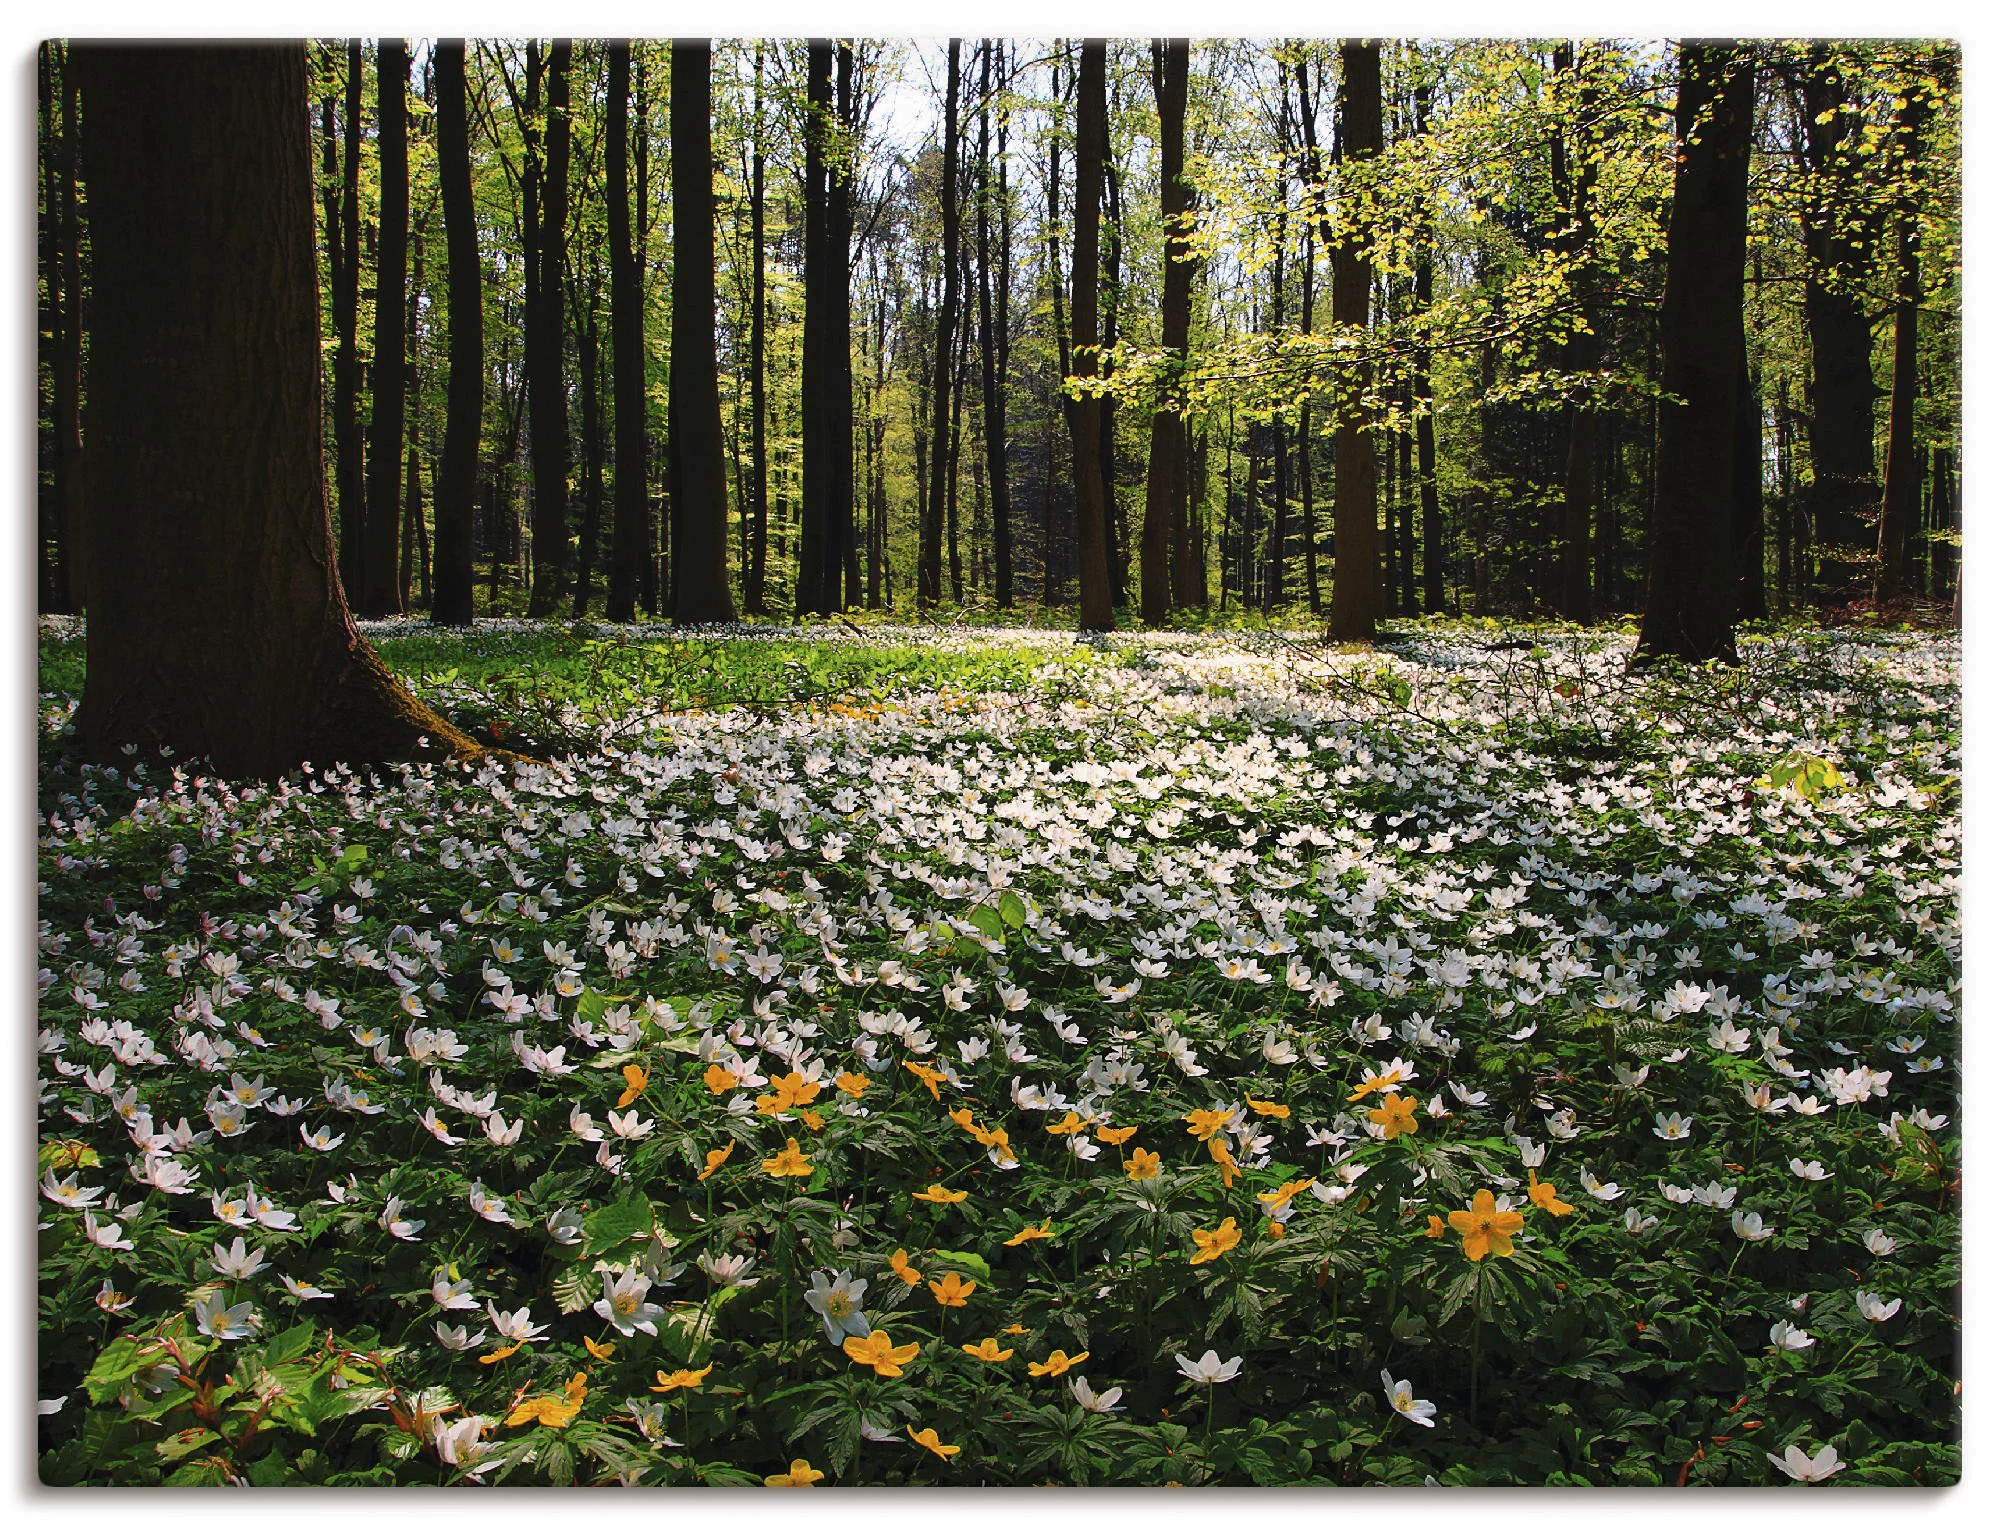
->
1635, 43, 1756, 665
606, 41, 647, 624
1141, 39, 1192, 628
1874, 85, 1929, 605
669, 41, 738, 624
361, 39, 410, 617
40, 44, 79, 613
525, 40, 574, 615
834, 43, 861, 605
71, 43, 479, 777
798, 40, 834, 616
1798, 48, 1881, 598
432, 39, 481, 626
1070, 40, 1116, 631
1326, 41, 1383, 643
741, 45, 769, 616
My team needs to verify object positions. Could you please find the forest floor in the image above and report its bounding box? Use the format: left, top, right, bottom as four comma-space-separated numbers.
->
35, 617, 1959, 1486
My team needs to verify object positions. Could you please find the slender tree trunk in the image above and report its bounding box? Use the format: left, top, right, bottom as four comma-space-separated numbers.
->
835, 42, 861, 606
1635, 42, 1756, 664
1326, 41, 1383, 643
572, 285, 605, 615
1102, 153, 1127, 607
71, 43, 478, 776
41, 44, 79, 613
360, 39, 410, 616
334, 40, 364, 601
1874, 83, 1929, 605
634, 46, 660, 618
1070, 40, 1115, 631
606, 40, 647, 624
431, 40, 481, 626
1141, 38, 1192, 628
670, 41, 737, 624
525, 40, 573, 615
977, 40, 1017, 611
798, 40, 834, 616
1735, 352, 1766, 619
920, 40, 963, 608
1554, 43, 1600, 623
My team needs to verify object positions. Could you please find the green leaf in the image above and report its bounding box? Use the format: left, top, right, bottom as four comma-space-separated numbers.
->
997, 891, 1027, 930
928, 1249, 992, 1282
83, 1336, 172, 1403
968, 906, 1006, 942
952, 936, 988, 962
584, 1196, 655, 1255
263, 1323, 317, 1367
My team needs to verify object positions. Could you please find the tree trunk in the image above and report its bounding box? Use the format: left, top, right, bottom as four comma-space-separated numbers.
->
1554, 43, 1599, 624
1325, 41, 1382, 643
1102, 153, 1127, 608
334, 40, 364, 602
920, 40, 963, 608
572, 283, 605, 616
1070, 40, 1116, 631
40, 43, 79, 613
1735, 352, 1766, 619
1874, 83, 1929, 605
1797, 47, 1881, 599
669, 40, 737, 624
1141, 38, 1192, 628
978, 40, 1017, 611
1635, 43, 1756, 664
605, 42, 646, 623
361, 39, 410, 617
431, 40, 481, 626
834, 43, 861, 605
524, 40, 573, 615
71, 43, 479, 777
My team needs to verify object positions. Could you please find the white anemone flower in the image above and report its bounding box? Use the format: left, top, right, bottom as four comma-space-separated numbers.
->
1767, 1443, 1845, 1483
1174, 1349, 1242, 1386
803, 1269, 871, 1346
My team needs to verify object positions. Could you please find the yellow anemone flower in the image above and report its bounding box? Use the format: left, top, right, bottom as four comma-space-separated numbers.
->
908, 1426, 960, 1461
1348, 1073, 1393, 1103
1256, 1178, 1316, 1208
761, 1139, 813, 1178
505, 1371, 587, 1429
912, 1184, 968, 1204
1124, 1147, 1162, 1181
903, 1061, 946, 1099
843, 1329, 922, 1377
477, 1340, 524, 1365
616, 1064, 649, 1108
1027, 1349, 1087, 1378
1245, 1095, 1290, 1119
1424, 1213, 1446, 1239
1369, 1091, 1420, 1140
1183, 1108, 1230, 1142
835, 1071, 870, 1099
1446, 1189, 1526, 1261
765, 1459, 824, 1487
650, 1364, 713, 1393
1190, 1216, 1242, 1265
800, 1107, 826, 1133
1526, 1170, 1576, 1217
583, 1335, 616, 1360
1096, 1124, 1137, 1146
770, 1071, 822, 1110
947, 1106, 980, 1136
960, 1337, 1014, 1362
702, 1064, 738, 1095
1046, 1111, 1086, 1136
930, 1271, 977, 1306
1004, 1219, 1054, 1247
697, 1141, 736, 1180
1208, 1136, 1241, 1188
889, 1247, 922, 1285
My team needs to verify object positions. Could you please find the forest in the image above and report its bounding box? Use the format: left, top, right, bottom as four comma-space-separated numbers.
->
35, 37, 1962, 640
36, 38, 1959, 1489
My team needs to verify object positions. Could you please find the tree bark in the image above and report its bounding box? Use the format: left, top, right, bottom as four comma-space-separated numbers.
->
360, 39, 410, 616
1635, 42, 1756, 664
431, 39, 481, 626
1797, 46, 1881, 599
71, 42, 479, 777
1554, 43, 1599, 624
605, 41, 646, 623
1070, 40, 1116, 631
920, 40, 963, 608
978, 40, 1017, 610
669, 40, 738, 624
40, 43, 80, 614
1325, 40, 1383, 643
525, 40, 574, 615
743, 44, 770, 616
1141, 38, 1192, 628
1874, 82, 1929, 605
334, 40, 364, 602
